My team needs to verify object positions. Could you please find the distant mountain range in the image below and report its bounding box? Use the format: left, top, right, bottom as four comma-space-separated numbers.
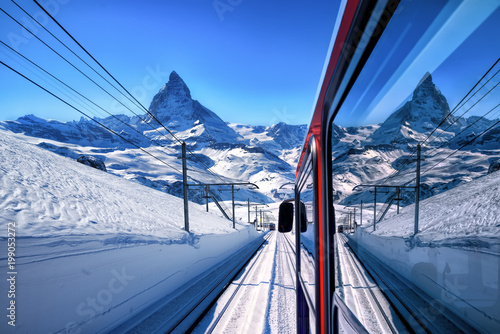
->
1, 71, 499, 209
0, 71, 307, 205
331, 72, 500, 206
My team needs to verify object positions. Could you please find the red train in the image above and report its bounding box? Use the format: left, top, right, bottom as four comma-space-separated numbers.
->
278, 0, 500, 333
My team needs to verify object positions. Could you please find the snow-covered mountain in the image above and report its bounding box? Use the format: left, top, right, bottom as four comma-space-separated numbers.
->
0, 71, 307, 206
331, 72, 500, 206
369, 72, 452, 145
1, 71, 498, 211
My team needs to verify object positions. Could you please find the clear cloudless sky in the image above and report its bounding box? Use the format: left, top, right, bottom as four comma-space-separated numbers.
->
0, 0, 340, 126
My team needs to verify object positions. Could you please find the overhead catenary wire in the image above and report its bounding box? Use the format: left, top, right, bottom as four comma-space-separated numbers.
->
424, 66, 500, 148
31, 0, 229, 183
380, 57, 500, 185
3, 2, 258, 191
392, 101, 500, 186
2, 4, 233, 185
10, 0, 145, 113
420, 57, 500, 147
0, 40, 180, 156
418, 102, 500, 179
0, 47, 108, 121
0, 7, 181, 146
0, 60, 197, 180
425, 94, 500, 157
387, 87, 500, 182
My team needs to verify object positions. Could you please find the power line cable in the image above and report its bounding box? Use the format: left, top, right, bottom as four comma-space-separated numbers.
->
0, 47, 108, 120
0, 60, 196, 179
425, 71, 500, 148
0, 40, 187, 159
421, 104, 500, 177
31, 0, 234, 183
380, 57, 500, 185
3, 5, 228, 183
0, 7, 184, 148
5, 2, 246, 185
398, 102, 500, 185
11, 0, 144, 112
420, 57, 500, 147
426, 88, 500, 156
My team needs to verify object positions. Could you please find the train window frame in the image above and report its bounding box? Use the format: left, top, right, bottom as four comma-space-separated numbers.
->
295, 135, 321, 332
321, 0, 500, 332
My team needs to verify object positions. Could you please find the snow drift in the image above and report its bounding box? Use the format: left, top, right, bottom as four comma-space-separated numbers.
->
0, 130, 263, 333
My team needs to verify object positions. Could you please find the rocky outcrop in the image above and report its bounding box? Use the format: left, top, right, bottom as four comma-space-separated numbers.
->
77, 155, 107, 172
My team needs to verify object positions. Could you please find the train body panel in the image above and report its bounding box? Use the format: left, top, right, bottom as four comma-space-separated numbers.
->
279, 0, 500, 332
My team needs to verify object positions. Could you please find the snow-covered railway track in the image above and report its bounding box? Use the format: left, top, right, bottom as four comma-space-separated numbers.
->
343, 234, 479, 333
264, 232, 297, 333
337, 233, 398, 333
193, 232, 277, 333
112, 234, 271, 334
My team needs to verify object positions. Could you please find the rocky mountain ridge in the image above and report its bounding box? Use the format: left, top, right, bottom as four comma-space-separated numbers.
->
1, 71, 499, 209
0, 71, 307, 204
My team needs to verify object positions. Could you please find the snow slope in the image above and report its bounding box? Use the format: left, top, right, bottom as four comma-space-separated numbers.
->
0, 129, 235, 238
0, 130, 263, 333
368, 170, 500, 243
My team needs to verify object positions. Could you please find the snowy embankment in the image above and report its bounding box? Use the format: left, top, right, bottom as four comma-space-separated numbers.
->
0, 130, 263, 334
349, 171, 500, 333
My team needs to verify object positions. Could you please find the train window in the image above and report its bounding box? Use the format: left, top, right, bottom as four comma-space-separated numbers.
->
278, 202, 294, 233
297, 155, 317, 330
330, 0, 500, 332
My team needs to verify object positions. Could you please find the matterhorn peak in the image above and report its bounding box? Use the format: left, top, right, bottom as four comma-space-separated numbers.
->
167, 71, 191, 99
148, 71, 191, 115
412, 72, 450, 113
369, 72, 452, 145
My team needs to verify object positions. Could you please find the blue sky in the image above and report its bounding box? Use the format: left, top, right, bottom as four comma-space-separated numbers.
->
334, 0, 500, 127
0, 0, 340, 125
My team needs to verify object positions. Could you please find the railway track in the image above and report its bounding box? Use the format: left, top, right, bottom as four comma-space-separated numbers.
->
112, 233, 272, 334
337, 233, 400, 333
192, 231, 298, 334
342, 233, 479, 334
193, 232, 277, 333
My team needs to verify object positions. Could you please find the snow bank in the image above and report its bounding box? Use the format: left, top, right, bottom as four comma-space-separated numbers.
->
0, 130, 263, 333
350, 230, 499, 332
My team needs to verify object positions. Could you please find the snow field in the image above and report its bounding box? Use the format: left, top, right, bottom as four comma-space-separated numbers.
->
0, 130, 264, 333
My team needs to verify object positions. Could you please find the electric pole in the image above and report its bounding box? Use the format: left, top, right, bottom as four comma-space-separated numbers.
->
360, 200, 363, 226
373, 187, 377, 231
414, 144, 421, 235
232, 185, 235, 228
181, 142, 189, 232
